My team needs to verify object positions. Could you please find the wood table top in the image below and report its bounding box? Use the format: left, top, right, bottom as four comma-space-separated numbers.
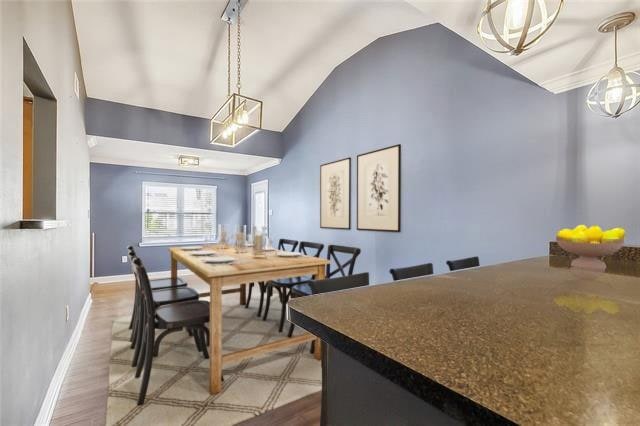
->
170, 246, 328, 280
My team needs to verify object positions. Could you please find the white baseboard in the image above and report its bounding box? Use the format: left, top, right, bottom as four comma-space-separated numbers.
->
34, 294, 93, 426
91, 268, 194, 284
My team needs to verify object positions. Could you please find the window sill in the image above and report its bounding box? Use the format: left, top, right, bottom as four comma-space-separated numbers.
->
138, 240, 215, 248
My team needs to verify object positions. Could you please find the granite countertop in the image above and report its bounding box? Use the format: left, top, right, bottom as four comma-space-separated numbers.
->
288, 256, 640, 425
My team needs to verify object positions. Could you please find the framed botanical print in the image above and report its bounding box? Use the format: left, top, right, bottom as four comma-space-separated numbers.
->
357, 145, 401, 232
320, 158, 351, 229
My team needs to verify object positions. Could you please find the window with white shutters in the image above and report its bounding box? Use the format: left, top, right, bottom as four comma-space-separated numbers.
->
142, 182, 217, 244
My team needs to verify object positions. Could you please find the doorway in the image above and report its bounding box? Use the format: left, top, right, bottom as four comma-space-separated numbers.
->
251, 180, 269, 234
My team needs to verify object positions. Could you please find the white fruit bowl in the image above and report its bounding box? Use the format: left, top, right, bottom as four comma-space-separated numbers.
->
557, 238, 624, 272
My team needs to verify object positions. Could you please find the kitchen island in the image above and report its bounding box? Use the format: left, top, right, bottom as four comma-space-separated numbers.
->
288, 256, 640, 425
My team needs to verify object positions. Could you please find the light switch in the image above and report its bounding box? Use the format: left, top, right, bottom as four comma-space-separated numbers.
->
269, 209, 273, 216
121, 255, 128, 263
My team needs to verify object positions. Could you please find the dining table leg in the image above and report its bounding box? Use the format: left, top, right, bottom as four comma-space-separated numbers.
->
170, 255, 178, 286
209, 278, 223, 394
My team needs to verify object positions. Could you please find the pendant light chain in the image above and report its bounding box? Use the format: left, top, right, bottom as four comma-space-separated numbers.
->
227, 22, 231, 97
236, 1, 241, 95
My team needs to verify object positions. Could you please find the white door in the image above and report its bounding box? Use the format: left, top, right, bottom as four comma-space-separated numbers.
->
251, 180, 269, 234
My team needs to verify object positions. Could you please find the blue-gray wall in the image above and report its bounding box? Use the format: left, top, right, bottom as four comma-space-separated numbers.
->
86, 98, 284, 158
248, 24, 577, 282
1, 1, 90, 424
566, 87, 640, 245
91, 163, 247, 276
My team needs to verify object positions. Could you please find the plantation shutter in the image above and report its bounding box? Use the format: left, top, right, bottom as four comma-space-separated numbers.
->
142, 182, 217, 244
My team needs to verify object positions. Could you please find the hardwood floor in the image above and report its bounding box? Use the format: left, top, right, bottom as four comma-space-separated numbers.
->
236, 392, 321, 426
49, 278, 321, 425
51, 282, 133, 425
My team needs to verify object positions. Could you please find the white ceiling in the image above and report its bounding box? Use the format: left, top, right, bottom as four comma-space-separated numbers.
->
73, 0, 640, 133
89, 136, 281, 175
406, 0, 640, 94
72, 0, 434, 132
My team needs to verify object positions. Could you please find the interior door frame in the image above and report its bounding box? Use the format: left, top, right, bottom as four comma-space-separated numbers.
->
250, 179, 269, 233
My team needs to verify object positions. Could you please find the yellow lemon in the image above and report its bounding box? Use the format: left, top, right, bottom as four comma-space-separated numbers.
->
573, 224, 588, 232
585, 225, 603, 243
602, 229, 621, 242
572, 231, 588, 243
612, 227, 626, 239
556, 229, 574, 240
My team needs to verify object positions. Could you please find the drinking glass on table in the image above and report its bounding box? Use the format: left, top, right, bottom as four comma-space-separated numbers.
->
235, 225, 247, 253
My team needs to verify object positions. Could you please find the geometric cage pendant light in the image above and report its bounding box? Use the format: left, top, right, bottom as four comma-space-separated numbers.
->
210, 0, 263, 147
477, 0, 564, 56
586, 12, 640, 119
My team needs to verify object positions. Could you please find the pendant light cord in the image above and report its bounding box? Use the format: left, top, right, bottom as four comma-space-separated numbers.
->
614, 28, 618, 67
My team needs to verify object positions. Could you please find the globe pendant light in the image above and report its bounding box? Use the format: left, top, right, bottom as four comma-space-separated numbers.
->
210, 0, 263, 147
478, 0, 564, 56
587, 12, 640, 119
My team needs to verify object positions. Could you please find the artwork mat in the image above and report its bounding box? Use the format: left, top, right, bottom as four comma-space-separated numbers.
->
320, 157, 351, 229
357, 145, 401, 232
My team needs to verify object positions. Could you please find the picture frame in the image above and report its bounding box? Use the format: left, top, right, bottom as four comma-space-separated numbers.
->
357, 145, 401, 232
320, 157, 351, 229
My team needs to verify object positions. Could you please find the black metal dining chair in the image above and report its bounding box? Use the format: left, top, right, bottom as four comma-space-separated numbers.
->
287, 272, 370, 337
446, 256, 480, 271
128, 247, 199, 354
132, 257, 210, 405
262, 241, 324, 332
390, 263, 434, 280
326, 245, 361, 278
246, 238, 298, 316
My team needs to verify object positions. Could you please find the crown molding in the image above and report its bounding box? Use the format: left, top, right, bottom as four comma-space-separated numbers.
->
542, 51, 640, 94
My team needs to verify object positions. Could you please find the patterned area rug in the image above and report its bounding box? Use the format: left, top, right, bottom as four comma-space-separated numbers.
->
107, 294, 321, 425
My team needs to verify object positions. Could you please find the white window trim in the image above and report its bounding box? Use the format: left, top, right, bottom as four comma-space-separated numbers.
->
140, 181, 217, 246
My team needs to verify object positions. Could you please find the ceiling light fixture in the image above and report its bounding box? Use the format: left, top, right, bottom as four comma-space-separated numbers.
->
210, 0, 263, 148
179, 155, 200, 167
587, 12, 640, 119
478, 0, 564, 56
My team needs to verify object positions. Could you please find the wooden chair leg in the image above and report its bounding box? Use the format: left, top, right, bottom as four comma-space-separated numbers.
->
198, 327, 209, 359
137, 323, 154, 405
262, 286, 273, 321
245, 283, 253, 308
153, 328, 181, 356
287, 322, 295, 338
135, 325, 147, 377
257, 282, 266, 317
131, 313, 145, 366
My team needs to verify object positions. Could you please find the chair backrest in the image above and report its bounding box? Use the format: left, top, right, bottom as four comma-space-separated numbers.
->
446, 256, 480, 272
327, 245, 361, 278
307, 272, 370, 294
299, 241, 324, 258
127, 246, 137, 274
278, 239, 298, 252
132, 257, 155, 321
390, 263, 434, 281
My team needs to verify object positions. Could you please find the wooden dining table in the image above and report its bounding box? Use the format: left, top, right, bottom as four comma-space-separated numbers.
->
169, 246, 329, 394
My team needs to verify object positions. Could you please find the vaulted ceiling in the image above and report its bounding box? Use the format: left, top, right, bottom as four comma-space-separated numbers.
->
73, 0, 640, 132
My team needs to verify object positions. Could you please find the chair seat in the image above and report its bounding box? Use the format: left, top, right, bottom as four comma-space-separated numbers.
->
150, 277, 187, 290
155, 301, 210, 328
152, 287, 199, 306
270, 277, 311, 288
291, 283, 312, 297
